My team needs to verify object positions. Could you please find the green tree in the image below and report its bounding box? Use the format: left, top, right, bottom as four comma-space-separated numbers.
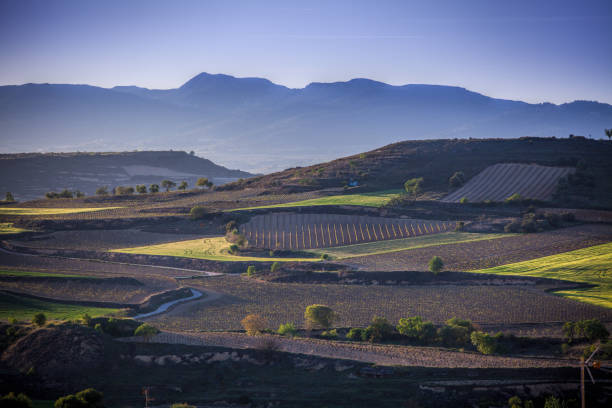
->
470, 331, 498, 354
449, 171, 465, 188
178, 181, 188, 190
397, 316, 436, 342
241, 314, 267, 335
428, 256, 444, 274
149, 184, 159, 193
5, 192, 15, 202
0, 392, 32, 408
277, 322, 297, 337
189, 205, 209, 220
246, 265, 256, 277
32, 312, 46, 327
74, 389, 104, 408
114, 186, 134, 195
304, 304, 336, 329
346, 328, 364, 341
508, 396, 522, 408
362, 317, 394, 342
543, 396, 561, 408
438, 317, 475, 346
134, 323, 159, 342
606, 128, 612, 141
135, 185, 147, 194
54, 395, 83, 408
404, 177, 424, 200
95, 186, 109, 196
196, 177, 213, 189
161, 180, 176, 191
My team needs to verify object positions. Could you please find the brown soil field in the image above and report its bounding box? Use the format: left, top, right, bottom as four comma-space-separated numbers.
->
145, 275, 612, 332
343, 224, 612, 271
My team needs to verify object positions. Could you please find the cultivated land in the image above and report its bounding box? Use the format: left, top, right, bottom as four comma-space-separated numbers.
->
473, 243, 612, 308
2, 138, 612, 407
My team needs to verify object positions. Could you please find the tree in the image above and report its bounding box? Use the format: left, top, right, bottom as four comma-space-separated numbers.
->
470, 331, 498, 354
5, 192, 15, 202
54, 395, 83, 408
397, 316, 436, 342
161, 180, 176, 191
438, 317, 475, 346
241, 314, 267, 335
134, 323, 159, 342
95, 186, 109, 196
178, 181, 188, 190
75, 190, 85, 198
362, 317, 394, 342
346, 328, 364, 341
32, 312, 46, 327
246, 265, 256, 277
277, 322, 297, 337
428, 256, 443, 274
606, 128, 612, 141
149, 184, 159, 193
543, 396, 562, 408
189, 205, 209, 220
59, 189, 74, 198
449, 171, 465, 188
114, 186, 134, 195
404, 177, 424, 200
54, 388, 104, 408
0, 392, 32, 408
304, 304, 336, 329
196, 177, 213, 189
135, 185, 147, 194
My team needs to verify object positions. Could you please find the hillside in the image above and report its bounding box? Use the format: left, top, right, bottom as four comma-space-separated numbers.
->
223, 137, 612, 208
2, 73, 612, 173
0, 151, 252, 201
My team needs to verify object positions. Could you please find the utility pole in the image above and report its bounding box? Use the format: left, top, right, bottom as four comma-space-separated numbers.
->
581, 345, 600, 408
142, 387, 154, 408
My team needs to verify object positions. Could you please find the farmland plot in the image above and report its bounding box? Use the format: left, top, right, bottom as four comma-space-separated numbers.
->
442, 163, 574, 203
240, 213, 455, 250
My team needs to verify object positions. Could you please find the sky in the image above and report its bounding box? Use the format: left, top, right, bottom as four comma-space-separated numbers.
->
0, 0, 611, 104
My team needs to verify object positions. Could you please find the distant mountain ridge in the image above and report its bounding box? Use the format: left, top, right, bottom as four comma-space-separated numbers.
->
1, 72, 611, 173
0, 150, 252, 201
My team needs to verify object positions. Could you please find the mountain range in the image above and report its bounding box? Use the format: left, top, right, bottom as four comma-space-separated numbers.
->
1, 72, 611, 173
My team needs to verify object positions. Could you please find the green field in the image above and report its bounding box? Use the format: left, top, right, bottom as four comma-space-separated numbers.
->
229, 190, 401, 211
0, 292, 120, 321
0, 207, 122, 216
112, 236, 318, 262
0, 222, 29, 234
0, 269, 93, 279
473, 242, 612, 308
307, 232, 513, 259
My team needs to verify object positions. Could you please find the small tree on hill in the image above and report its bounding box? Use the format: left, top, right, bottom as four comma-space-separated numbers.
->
270, 261, 281, 273
161, 180, 176, 192
189, 205, 209, 220
449, 171, 465, 188
606, 128, 612, 141
134, 323, 159, 342
304, 304, 336, 330
95, 186, 109, 196
241, 314, 268, 335
196, 177, 213, 189
428, 256, 443, 275
362, 317, 394, 342
149, 184, 159, 193
178, 181, 188, 190
32, 312, 46, 327
404, 177, 424, 201
1, 392, 32, 408
135, 184, 147, 194
5, 192, 15, 202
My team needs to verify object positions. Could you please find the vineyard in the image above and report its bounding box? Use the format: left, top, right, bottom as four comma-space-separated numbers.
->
240, 213, 456, 250
442, 163, 574, 203
148, 275, 612, 332
473, 242, 612, 308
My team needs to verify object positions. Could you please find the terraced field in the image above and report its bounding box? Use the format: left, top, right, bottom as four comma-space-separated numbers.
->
240, 213, 455, 250
472, 243, 612, 308
0, 223, 29, 234
344, 224, 612, 271
0, 206, 123, 215
442, 163, 574, 203
148, 275, 612, 332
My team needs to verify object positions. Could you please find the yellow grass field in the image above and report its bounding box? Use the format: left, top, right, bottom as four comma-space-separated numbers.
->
0, 207, 122, 215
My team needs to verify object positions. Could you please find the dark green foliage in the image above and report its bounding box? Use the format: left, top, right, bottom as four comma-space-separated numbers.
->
582, 340, 612, 360
304, 305, 336, 329
397, 316, 436, 342
470, 331, 499, 354
437, 317, 474, 347
0, 392, 32, 408
428, 256, 443, 274
320, 329, 338, 339
277, 323, 297, 337
196, 177, 213, 188
135, 185, 147, 194
563, 319, 609, 343
54, 388, 104, 408
31, 312, 46, 326
4, 192, 15, 202
46, 189, 74, 199
606, 128, 612, 141
449, 171, 465, 188
161, 179, 176, 191
459, 197, 468, 204
113, 186, 134, 195
404, 177, 424, 198
95, 186, 109, 195
346, 327, 364, 341
149, 184, 159, 193
189, 206, 209, 220
134, 323, 159, 342
228, 244, 239, 254
75, 190, 85, 198
178, 181, 188, 190
362, 317, 395, 342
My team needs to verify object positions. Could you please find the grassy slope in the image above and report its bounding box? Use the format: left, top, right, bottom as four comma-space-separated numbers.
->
472, 243, 612, 308
0, 292, 120, 321
0, 269, 93, 278
0, 207, 122, 215
228, 190, 401, 211
307, 232, 513, 259
0, 222, 29, 234
112, 236, 318, 262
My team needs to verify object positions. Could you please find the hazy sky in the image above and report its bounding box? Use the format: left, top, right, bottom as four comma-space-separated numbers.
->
1, 0, 611, 104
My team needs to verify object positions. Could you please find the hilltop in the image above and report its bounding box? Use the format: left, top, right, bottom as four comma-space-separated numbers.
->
0, 151, 252, 201
2, 73, 612, 172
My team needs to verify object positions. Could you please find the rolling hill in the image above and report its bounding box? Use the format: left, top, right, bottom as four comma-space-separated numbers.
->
1, 73, 612, 173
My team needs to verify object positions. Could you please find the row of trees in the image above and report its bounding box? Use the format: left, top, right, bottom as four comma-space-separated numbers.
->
96, 177, 214, 196
0, 388, 104, 408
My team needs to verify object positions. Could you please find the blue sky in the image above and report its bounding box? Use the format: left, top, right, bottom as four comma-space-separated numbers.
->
1, 0, 610, 104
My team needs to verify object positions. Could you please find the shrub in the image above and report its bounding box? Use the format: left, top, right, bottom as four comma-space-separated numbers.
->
134, 323, 159, 342
363, 317, 394, 343
470, 331, 499, 354
196, 177, 213, 189
320, 253, 329, 260
270, 262, 281, 273
404, 177, 424, 198
55, 388, 103, 408
246, 265, 256, 277
178, 181, 188, 190
135, 184, 147, 194
114, 186, 134, 195
459, 197, 468, 204
428, 256, 443, 274
228, 244, 239, 255
5, 192, 15, 202
437, 317, 474, 346
241, 314, 267, 335
304, 305, 336, 329
0, 392, 32, 408
346, 328, 364, 341
32, 313, 46, 327
505, 193, 522, 204
397, 316, 436, 343
149, 184, 159, 193
189, 206, 209, 220
563, 319, 609, 343
277, 323, 297, 337
320, 329, 338, 339
449, 171, 465, 188
583, 340, 612, 360
161, 180, 176, 191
